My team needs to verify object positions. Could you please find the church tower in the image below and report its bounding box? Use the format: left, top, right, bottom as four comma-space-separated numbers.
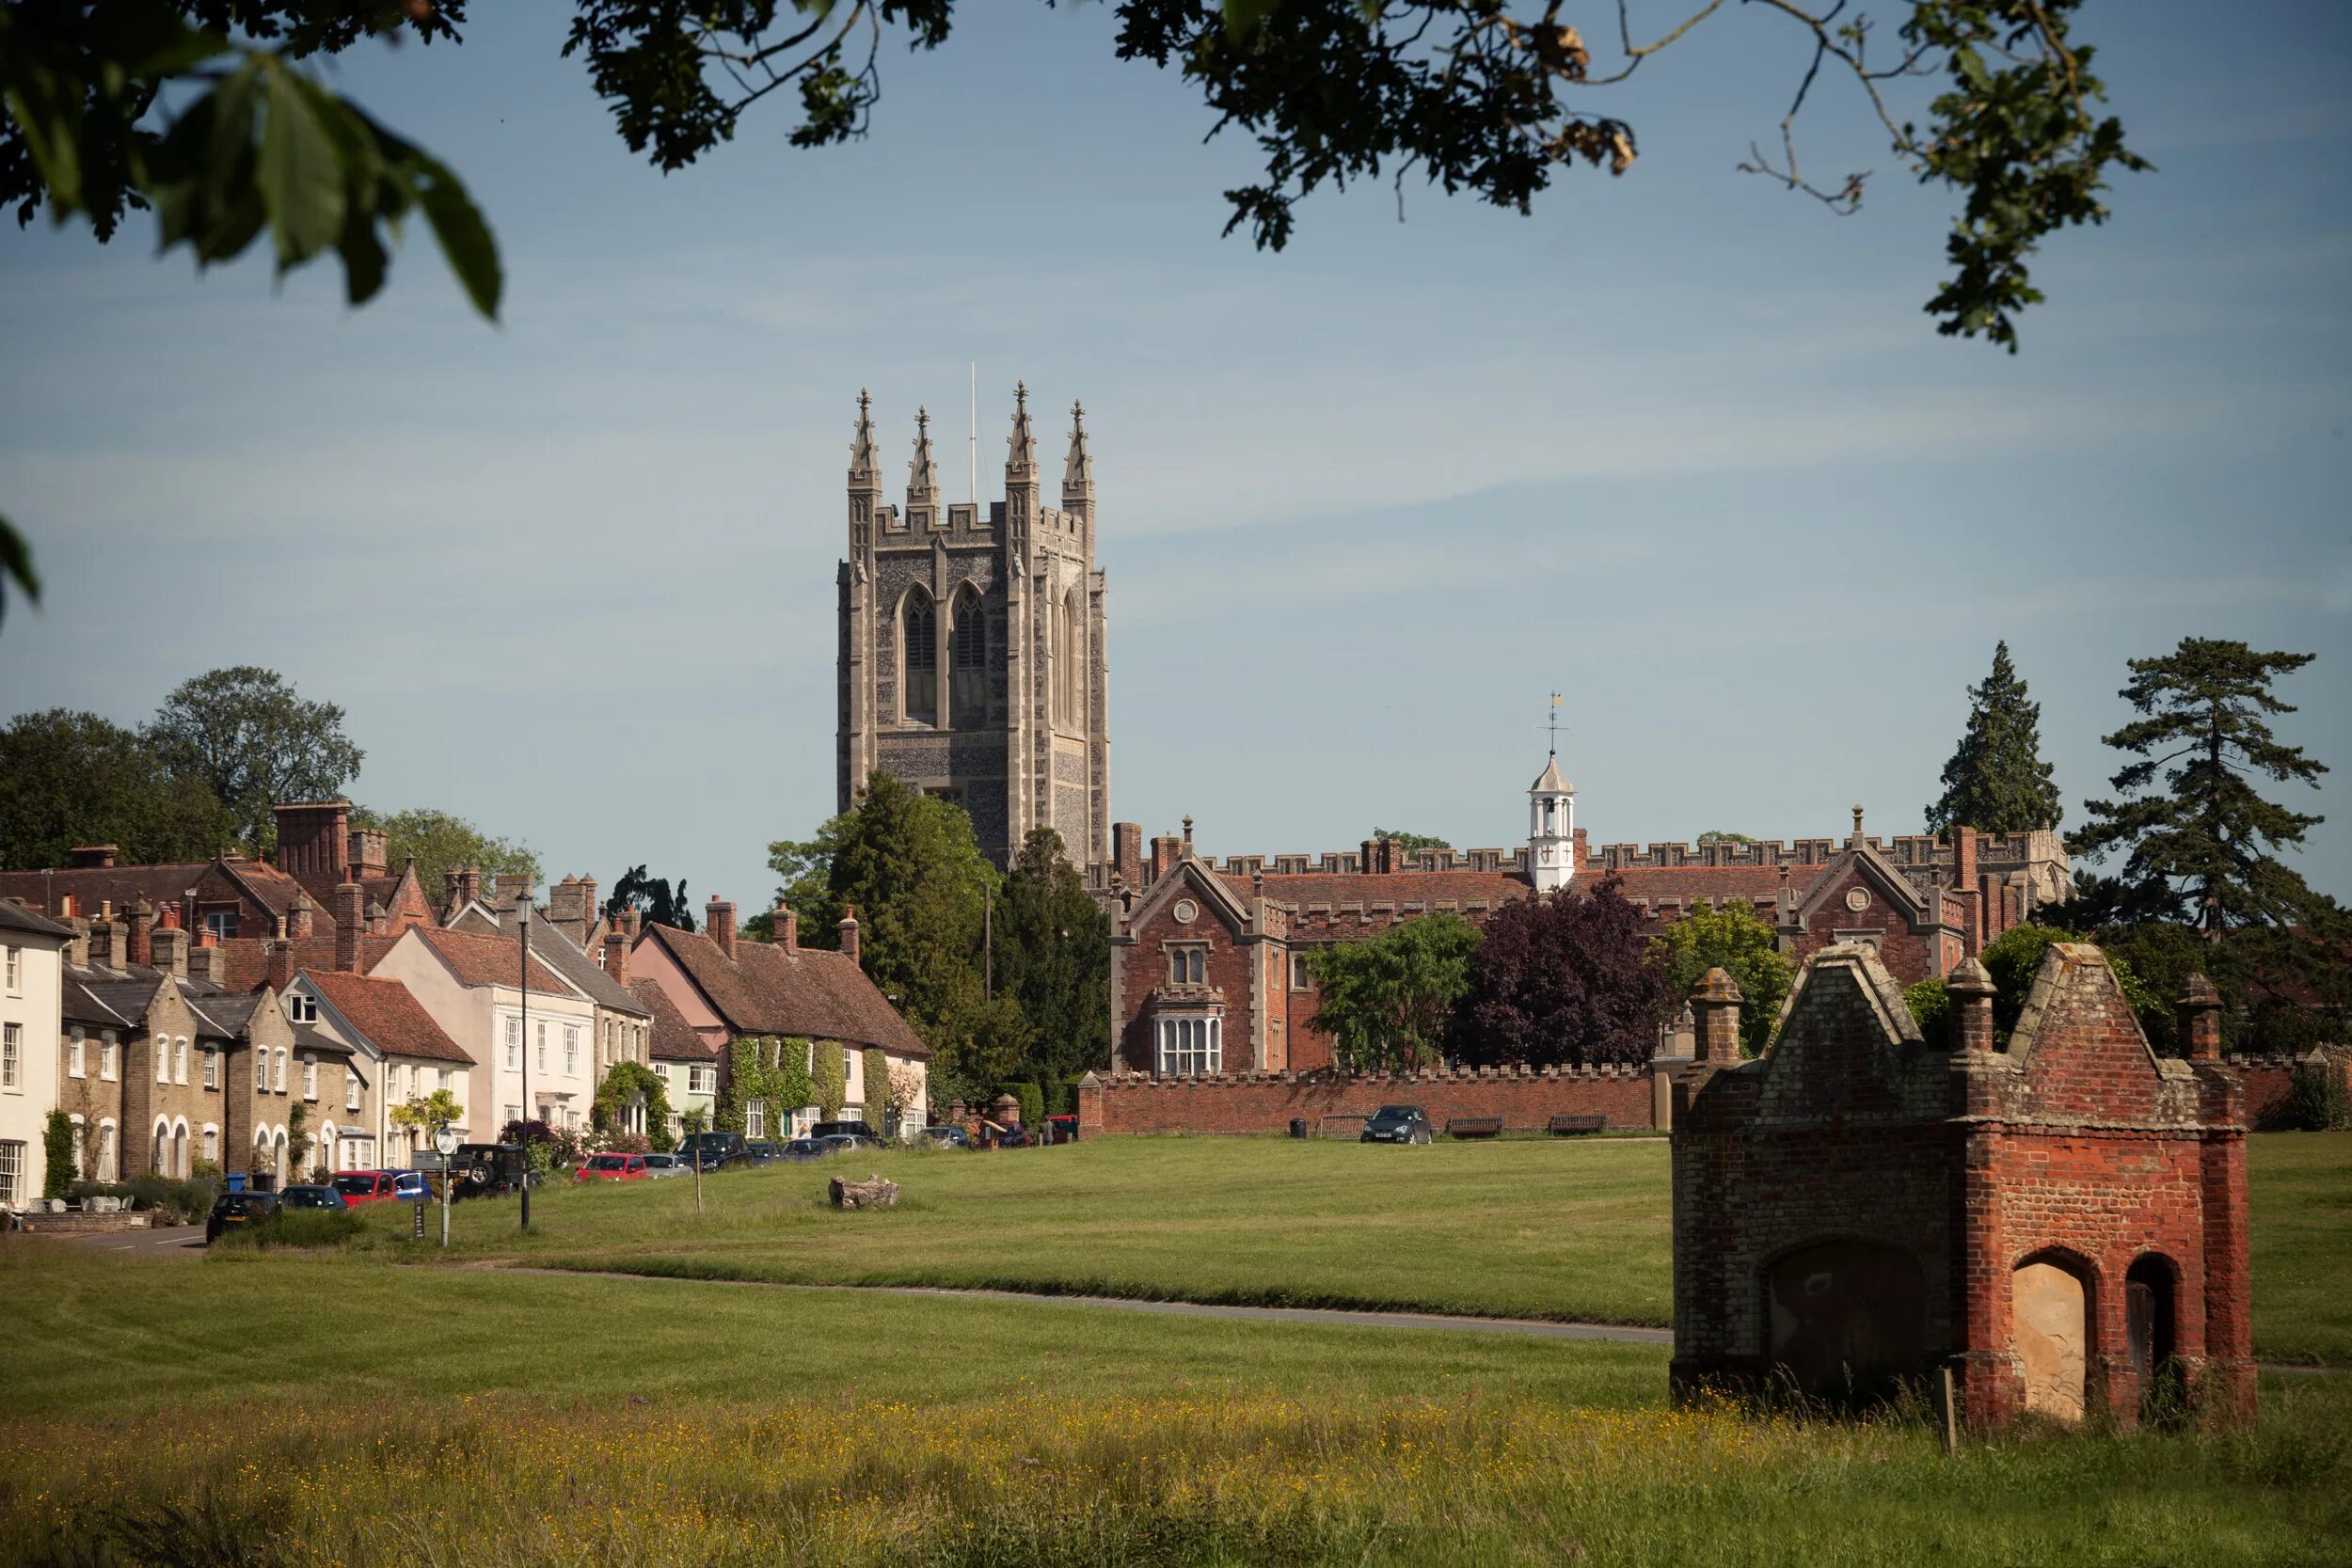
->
837, 385, 1110, 864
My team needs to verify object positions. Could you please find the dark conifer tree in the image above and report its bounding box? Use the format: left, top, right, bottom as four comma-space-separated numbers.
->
1925, 641, 2063, 836
991, 829, 1112, 1083
2076, 639, 2335, 938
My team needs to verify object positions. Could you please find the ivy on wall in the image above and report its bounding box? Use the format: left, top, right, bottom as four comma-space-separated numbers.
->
813, 1041, 849, 1120
862, 1047, 890, 1122
592, 1060, 675, 1152
718, 1036, 815, 1136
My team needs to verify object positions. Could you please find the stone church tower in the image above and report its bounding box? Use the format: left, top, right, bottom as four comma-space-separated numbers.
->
836, 384, 1109, 864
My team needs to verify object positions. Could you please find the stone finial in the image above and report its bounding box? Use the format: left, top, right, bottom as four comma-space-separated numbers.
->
1851, 803, 1866, 842
1182, 814, 1194, 847
2177, 972, 2224, 1061
1690, 967, 1744, 1064
1946, 956, 1995, 1053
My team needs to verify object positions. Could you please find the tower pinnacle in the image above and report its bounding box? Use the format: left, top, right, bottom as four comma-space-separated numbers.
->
1063, 398, 1093, 499
1006, 380, 1037, 481
908, 405, 938, 505
849, 387, 880, 487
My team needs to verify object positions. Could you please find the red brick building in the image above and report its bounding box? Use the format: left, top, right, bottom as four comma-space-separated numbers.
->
1668, 942, 2253, 1430
1089, 756, 2072, 1078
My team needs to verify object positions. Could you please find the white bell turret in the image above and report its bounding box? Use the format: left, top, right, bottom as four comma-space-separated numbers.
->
1529, 749, 1577, 894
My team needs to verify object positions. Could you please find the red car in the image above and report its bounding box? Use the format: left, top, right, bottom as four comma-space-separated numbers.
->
574, 1153, 649, 1183
331, 1170, 400, 1206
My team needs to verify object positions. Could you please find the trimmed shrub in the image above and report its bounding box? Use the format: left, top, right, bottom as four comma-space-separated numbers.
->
2289, 1058, 2350, 1132
128, 1175, 220, 1224
863, 1047, 890, 1122
214, 1209, 366, 1251
814, 1042, 849, 1119
41, 1111, 75, 1200
1013, 1082, 1044, 1130
1042, 1080, 1077, 1120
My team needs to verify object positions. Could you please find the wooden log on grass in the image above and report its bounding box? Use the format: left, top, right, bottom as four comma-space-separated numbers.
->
829, 1174, 899, 1211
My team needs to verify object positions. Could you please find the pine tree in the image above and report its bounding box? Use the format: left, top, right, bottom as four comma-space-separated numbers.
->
2075, 639, 2334, 937
1925, 641, 2063, 836
990, 829, 1112, 1083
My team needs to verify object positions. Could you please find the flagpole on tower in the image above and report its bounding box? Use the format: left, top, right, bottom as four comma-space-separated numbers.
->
969, 361, 978, 505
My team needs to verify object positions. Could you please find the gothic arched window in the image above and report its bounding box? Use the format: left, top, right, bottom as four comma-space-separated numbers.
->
902, 589, 938, 725
950, 585, 987, 728
1058, 587, 1083, 728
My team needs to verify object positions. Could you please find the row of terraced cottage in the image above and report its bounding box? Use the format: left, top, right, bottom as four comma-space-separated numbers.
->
0, 801, 929, 1203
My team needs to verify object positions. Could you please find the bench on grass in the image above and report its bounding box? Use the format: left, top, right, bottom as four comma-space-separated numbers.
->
1445, 1116, 1504, 1139
1548, 1115, 1609, 1136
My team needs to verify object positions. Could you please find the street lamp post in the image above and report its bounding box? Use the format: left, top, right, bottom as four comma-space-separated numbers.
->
518, 910, 531, 1232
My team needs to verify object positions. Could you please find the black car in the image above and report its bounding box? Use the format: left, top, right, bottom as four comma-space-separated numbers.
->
737, 1140, 783, 1166
678, 1131, 744, 1172
452, 1143, 535, 1199
206, 1190, 278, 1243
809, 1119, 881, 1142
1360, 1105, 1432, 1145
918, 1125, 969, 1148
780, 1138, 827, 1163
277, 1183, 350, 1211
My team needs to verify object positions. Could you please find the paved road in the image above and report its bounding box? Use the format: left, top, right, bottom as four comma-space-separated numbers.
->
498, 1265, 1678, 1345
58, 1223, 208, 1257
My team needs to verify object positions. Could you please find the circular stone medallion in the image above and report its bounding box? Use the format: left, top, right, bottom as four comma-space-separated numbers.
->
1173, 898, 1200, 925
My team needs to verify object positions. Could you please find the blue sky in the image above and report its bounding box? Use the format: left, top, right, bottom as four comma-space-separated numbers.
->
4, 1, 2348, 911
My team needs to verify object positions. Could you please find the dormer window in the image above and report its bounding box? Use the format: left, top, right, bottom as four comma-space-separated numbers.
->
287, 993, 318, 1023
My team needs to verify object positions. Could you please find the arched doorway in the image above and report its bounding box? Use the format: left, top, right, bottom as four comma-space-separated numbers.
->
2126, 1255, 2180, 1420
1764, 1240, 1927, 1405
2013, 1257, 2093, 1422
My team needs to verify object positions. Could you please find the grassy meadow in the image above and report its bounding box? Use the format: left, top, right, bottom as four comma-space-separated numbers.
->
2, 1131, 2346, 1566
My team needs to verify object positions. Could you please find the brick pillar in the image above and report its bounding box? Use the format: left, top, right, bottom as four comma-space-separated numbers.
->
334, 882, 365, 973
1952, 827, 1980, 948
774, 899, 798, 952
1947, 956, 1995, 1053
2198, 1126, 2258, 1426
706, 899, 737, 961
1113, 822, 1143, 890
1076, 1070, 1105, 1135
2177, 973, 2223, 1060
1689, 969, 1743, 1063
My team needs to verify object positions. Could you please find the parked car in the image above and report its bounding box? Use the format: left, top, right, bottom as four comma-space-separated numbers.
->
452, 1143, 535, 1199
206, 1190, 278, 1243
737, 1141, 783, 1167
983, 1125, 1031, 1149
330, 1170, 400, 1206
277, 1184, 350, 1211
386, 1170, 431, 1203
640, 1153, 687, 1180
820, 1132, 887, 1155
574, 1152, 649, 1183
809, 1119, 882, 1142
1360, 1105, 1432, 1145
780, 1138, 827, 1163
1042, 1115, 1080, 1145
918, 1125, 969, 1148
678, 1131, 744, 1172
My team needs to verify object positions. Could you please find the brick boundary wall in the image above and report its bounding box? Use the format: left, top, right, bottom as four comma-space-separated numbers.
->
1079, 1063, 1665, 1136
2227, 1052, 2349, 1130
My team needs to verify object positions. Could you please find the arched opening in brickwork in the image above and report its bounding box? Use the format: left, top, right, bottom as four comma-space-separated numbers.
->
2013, 1252, 2095, 1423
1763, 1239, 1926, 1407
950, 584, 987, 728
901, 588, 938, 726
2125, 1253, 2182, 1421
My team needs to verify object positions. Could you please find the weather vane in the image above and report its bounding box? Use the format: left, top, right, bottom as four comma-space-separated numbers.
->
1547, 691, 1563, 757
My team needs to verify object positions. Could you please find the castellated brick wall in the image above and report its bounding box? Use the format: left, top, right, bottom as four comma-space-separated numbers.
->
1081, 1064, 1659, 1135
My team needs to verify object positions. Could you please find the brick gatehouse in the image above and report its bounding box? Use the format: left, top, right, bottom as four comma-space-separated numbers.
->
1669, 942, 2254, 1430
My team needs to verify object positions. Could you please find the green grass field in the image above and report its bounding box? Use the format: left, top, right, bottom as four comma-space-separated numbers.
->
357, 1130, 2351, 1363
1, 1131, 2344, 1566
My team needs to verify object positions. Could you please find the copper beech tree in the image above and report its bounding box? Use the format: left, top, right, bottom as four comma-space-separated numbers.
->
1451, 877, 1669, 1069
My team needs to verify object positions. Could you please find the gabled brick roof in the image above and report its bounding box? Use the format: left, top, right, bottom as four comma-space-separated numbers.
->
641, 925, 930, 1058
413, 927, 571, 996
632, 978, 717, 1063
307, 971, 474, 1064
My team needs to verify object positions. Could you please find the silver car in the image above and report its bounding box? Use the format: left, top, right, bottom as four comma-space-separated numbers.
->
640, 1152, 690, 1180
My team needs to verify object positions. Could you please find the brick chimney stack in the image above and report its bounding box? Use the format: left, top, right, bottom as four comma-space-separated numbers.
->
151, 926, 190, 979
335, 882, 365, 973
549, 876, 590, 930
1113, 823, 1143, 891
194, 934, 225, 987
599, 921, 631, 986
2177, 972, 2224, 1062
273, 801, 352, 891
448, 866, 482, 913
64, 916, 89, 970
348, 828, 389, 881
493, 874, 532, 915
266, 941, 295, 995
127, 900, 154, 968
69, 844, 119, 869
774, 899, 798, 952
1952, 826, 1981, 948
1947, 956, 1995, 1053
707, 898, 738, 962
1690, 968, 1744, 1064
286, 892, 314, 940
837, 905, 860, 964
1149, 833, 1181, 885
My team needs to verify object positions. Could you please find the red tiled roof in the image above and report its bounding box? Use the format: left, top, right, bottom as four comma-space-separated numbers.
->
1607, 865, 1794, 905
643, 926, 930, 1058
631, 978, 717, 1062
415, 927, 571, 996
215, 934, 401, 992
307, 971, 474, 1064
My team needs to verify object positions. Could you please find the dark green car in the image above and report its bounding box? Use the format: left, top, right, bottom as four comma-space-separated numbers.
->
1360, 1105, 1431, 1145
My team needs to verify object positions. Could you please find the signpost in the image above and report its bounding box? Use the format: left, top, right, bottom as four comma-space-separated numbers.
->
433, 1123, 458, 1247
